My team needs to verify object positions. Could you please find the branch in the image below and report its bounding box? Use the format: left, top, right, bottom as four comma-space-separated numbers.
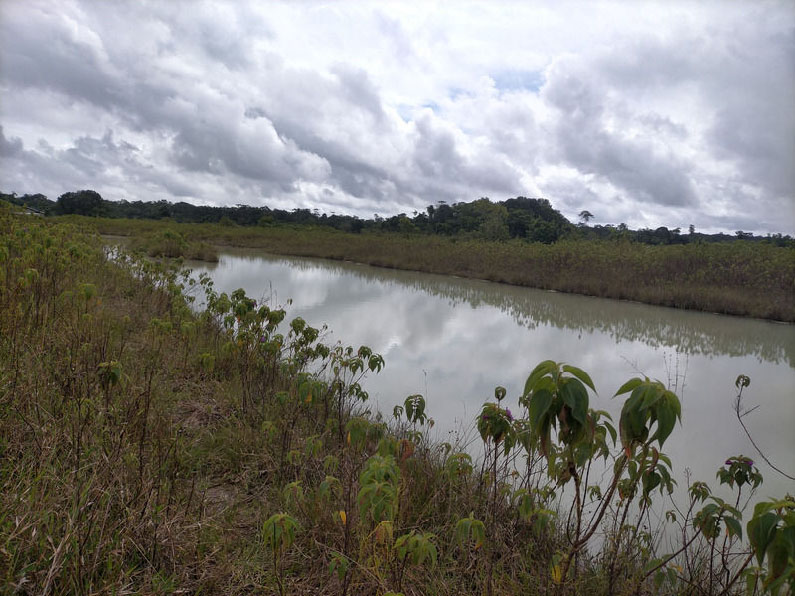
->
718, 551, 755, 596
643, 527, 703, 579
734, 388, 794, 481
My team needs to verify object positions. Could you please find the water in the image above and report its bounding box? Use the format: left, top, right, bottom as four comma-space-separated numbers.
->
186, 247, 795, 505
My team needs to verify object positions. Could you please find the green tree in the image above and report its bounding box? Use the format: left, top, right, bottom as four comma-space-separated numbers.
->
474, 200, 509, 241
55, 189, 104, 216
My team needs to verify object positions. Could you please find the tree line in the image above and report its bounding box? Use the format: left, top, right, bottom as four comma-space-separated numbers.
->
1, 189, 791, 246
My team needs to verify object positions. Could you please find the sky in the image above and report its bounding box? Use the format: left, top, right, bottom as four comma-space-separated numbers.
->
1, 1, 793, 234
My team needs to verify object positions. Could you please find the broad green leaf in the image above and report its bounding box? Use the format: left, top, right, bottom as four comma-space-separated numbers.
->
539, 417, 552, 456
614, 377, 644, 397
622, 388, 645, 417
665, 390, 681, 418
454, 518, 471, 544
642, 471, 661, 495
783, 524, 795, 554
604, 420, 617, 445
725, 516, 743, 540
630, 384, 653, 410
748, 511, 779, 566
767, 532, 789, 584
644, 557, 665, 575
619, 398, 647, 449
618, 413, 632, 452
298, 380, 312, 403
560, 379, 588, 426
723, 503, 742, 519
640, 385, 664, 410
593, 409, 613, 420
528, 388, 555, 431
524, 360, 557, 396
562, 364, 596, 392
658, 466, 675, 491
651, 400, 677, 447
653, 569, 664, 589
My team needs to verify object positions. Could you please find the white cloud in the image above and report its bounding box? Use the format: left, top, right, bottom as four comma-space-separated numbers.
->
0, 0, 793, 233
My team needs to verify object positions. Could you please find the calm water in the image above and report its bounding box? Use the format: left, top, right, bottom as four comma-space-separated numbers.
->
187, 247, 795, 502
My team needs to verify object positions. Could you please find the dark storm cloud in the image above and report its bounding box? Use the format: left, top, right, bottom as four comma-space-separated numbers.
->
1, 6, 176, 132
167, 112, 330, 194
706, 40, 795, 200
242, 65, 520, 204
541, 177, 603, 214
167, 5, 265, 71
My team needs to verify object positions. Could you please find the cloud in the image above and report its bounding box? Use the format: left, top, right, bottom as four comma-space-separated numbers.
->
542, 55, 698, 209
0, 0, 792, 233
0, 126, 23, 157
410, 111, 522, 198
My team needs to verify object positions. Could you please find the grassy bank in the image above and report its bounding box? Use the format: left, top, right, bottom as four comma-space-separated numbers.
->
2, 208, 792, 594
82, 216, 794, 321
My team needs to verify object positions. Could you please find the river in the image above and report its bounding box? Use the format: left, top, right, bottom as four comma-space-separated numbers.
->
186, 247, 795, 506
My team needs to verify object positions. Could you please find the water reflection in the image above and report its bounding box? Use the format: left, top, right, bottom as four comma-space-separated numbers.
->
189, 249, 795, 502
196, 249, 794, 366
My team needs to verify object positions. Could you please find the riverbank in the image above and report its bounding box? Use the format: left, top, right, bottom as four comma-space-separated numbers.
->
82, 216, 794, 322
3, 207, 792, 594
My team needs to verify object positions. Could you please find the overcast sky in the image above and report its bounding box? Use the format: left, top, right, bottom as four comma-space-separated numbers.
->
1, 1, 793, 233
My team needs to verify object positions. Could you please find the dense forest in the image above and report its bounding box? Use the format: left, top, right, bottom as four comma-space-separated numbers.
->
2, 189, 792, 247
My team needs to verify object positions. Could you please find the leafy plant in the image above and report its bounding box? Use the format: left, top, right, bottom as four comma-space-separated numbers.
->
263, 513, 299, 596
719, 455, 763, 491
746, 497, 795, 594
358, 455, 400, 526
454, 513, 486, 550
402, 393, 430, 429
394, 531, 437, 590
614, 376, 681, 455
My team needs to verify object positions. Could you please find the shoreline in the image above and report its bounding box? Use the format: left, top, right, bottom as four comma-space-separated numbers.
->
88, 216, 795, 322
207, 242, 794, 326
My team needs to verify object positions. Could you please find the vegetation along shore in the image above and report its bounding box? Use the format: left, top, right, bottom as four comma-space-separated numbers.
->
1, 200, 793, 594
4, 189, 793, 322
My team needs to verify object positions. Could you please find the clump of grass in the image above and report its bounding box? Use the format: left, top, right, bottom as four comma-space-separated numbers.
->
129, 228, 219, 262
